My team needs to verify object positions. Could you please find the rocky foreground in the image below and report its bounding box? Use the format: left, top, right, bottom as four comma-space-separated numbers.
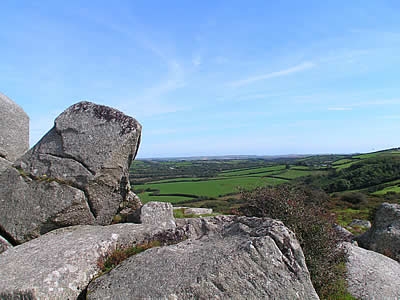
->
0, 94, 400, 299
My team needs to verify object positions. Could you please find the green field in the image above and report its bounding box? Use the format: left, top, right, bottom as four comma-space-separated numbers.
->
372, 184, 400, 195
218, 165, 286, 177
333, 161, 357, 170
136, 176, 288, 204
273, 169, 322, 179
131, 148, 400, 215
332, 159, 354, 166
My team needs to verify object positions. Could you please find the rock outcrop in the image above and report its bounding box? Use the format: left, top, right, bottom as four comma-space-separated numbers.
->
87, 216, 319, 300
0, 93, 29, 162
128, 201, 176, 227
0, 101, 142, 243
356, 202, 400, 262
345, 242, 400, 299
0, 218, 176, 299
0, 207, 319, 300
174, 206, 213, 216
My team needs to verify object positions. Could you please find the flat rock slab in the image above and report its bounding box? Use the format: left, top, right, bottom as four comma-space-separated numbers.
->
0, 222, 176, 300
345, 242, 400, 299
87, 216, 319, 300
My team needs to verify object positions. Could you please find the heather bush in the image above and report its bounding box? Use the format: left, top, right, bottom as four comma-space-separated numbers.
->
340, 192, 367, 205
240, 184, 349, 299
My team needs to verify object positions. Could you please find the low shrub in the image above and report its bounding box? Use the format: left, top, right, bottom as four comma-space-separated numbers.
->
340, 192, 367, 205
240, 184, 348, 299
97, 240, 161, 273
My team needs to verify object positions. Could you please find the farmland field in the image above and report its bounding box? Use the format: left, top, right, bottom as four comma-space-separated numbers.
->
131, 148, 400, 216
136, 176, 288, 204
131, 158, 330, 209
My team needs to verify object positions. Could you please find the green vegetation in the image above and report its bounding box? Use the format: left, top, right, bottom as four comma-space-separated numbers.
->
97, 241, 161, 274
128, 148, 400, 298
239, 185, 349, 299
131, 147, 400, 225
137, 176, 287, 205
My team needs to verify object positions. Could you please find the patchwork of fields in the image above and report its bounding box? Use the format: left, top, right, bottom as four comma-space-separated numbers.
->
131, 149, 400, 213
133, 162, 327, 204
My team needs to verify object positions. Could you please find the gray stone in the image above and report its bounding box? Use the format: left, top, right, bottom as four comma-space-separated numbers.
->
349, 219, 371, 229
0, 235, 12, 254
117, 191, 143, 222
0, 93, 29, 162
181, 207, 213, 215
0, 101, 142, 243
0, 222, 176, 300
0, 157, 11, 173
0, 166, 95, 243
128, 202, 175, 228
356, 202, 400, 262
333, 224, 353, 242
87, 216, 319, 300
345, 242, 400, 299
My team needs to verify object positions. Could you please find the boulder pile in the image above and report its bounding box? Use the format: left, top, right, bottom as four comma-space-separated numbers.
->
2, 95, 400, 299
0, 100, 142, 244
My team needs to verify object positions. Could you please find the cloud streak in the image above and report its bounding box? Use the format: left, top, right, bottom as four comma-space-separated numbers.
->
228, 62, 316, 87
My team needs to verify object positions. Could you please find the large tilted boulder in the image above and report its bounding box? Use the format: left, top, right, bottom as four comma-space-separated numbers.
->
356, 202, 400, 262
345, 242, 400, 299
0, 216, 176, 300
0, 101, 142, 243
87, 216, 319, 299
0, 93, 29, 162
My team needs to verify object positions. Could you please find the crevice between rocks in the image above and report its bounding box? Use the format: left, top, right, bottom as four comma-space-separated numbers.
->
46, 152, 96, 176
0, 224, 18, 246
82, 188, 98, 219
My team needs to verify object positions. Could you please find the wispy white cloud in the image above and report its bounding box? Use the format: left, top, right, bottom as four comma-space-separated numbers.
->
192, 54, 202, 67
228, 62, 316, 88
71, 9, 187, 116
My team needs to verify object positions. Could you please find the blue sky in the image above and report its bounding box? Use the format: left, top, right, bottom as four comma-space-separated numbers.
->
1, 1, 400, 158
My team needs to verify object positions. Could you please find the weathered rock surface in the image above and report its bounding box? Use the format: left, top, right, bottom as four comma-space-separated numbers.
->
0, 101, 142, 243
356, 202, 400, 262
0, 93, 29, 162
349, 219, 371, 229
0, 157, 11, 173
87, 216, 319, 300
0, 235, 12, 254
0, 219, 176, 300
128, 201, 175, 228
345, 242, 400, 299
0, 167, 95, 243
175, 206, 213, 216
333, 224, 354, 242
